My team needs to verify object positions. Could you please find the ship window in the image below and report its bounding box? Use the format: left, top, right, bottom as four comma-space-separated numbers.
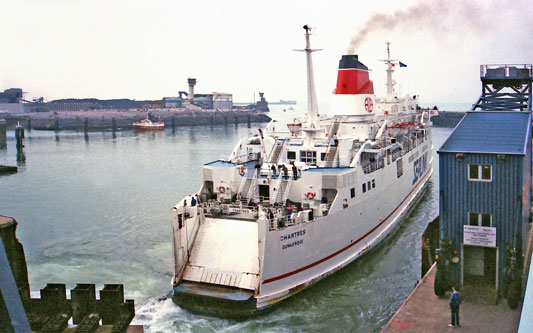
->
468, 164, 492, 182
367, 181, 371, 190
321, 152, 326, 161
287, 151, 296, 160
362, 183, 367, 193
468, 212, 492, 227
372, 179, 375, 188
300, 150, 317, 164
350, 188, 355, 198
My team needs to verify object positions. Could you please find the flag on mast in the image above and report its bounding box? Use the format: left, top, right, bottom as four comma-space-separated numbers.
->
399, 61, 407, 67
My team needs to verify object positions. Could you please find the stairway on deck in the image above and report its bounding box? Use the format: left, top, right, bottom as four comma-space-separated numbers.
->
325, 121, 340, 167
269, 142, 284, 164
275, 180, 289, 205
325, 147, 338, 167
240, 177, 253, 204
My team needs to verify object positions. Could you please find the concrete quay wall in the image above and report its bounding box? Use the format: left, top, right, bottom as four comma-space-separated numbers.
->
1, 110, 271, 131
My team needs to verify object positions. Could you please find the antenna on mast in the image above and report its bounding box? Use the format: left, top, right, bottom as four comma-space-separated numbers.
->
294, 25, 322, 127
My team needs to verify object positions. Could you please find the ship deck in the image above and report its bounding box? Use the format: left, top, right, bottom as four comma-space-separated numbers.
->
181, 217, 260, 290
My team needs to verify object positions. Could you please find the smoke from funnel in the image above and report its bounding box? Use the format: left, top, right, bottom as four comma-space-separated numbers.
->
346, 0, 500, 54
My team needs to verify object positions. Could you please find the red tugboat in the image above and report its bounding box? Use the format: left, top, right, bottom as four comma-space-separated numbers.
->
132, 118, 164, 130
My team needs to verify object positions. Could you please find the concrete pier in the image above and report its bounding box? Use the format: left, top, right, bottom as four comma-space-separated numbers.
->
383, 222, 533, 332
382, 264, 522, 332
0, 110, 270, 131
0, 216, 143, 332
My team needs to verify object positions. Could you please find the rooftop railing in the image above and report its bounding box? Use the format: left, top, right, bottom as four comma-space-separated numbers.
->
480, 64, 532, 79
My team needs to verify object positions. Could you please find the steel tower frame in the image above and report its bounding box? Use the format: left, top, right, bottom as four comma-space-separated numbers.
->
472, 64, 532, 111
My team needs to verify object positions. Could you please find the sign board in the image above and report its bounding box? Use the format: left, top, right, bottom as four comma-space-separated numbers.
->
229, 207, 252, 214
463, 225, 496, 247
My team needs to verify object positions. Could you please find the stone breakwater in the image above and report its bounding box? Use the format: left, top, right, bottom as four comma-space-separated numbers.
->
1, 110, 271, 131
430, 111, 465, 128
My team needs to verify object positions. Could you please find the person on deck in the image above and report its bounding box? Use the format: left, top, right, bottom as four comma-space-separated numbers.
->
292, 164, 298, 180
286, 204, 293, 223
282, 165, 289, 179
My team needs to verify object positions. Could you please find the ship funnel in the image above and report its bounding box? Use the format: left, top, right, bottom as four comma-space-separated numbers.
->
329, 55, 375, 117
333, 55, 374, 95
188, 78, 196, 100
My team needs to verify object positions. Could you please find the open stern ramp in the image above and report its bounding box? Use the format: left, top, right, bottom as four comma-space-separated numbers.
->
182, 217, 260, 291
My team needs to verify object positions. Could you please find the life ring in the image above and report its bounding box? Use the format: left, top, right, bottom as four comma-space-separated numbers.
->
218, 186, 225, 193
306, 192, 316, 200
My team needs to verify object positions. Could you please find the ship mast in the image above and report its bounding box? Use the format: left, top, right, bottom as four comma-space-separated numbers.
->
295, 25, 322, 128
382, 41, 397, 102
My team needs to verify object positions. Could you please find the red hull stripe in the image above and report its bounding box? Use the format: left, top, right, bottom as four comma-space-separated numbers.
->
332, 69, 374, 95
262, 169, 431, 284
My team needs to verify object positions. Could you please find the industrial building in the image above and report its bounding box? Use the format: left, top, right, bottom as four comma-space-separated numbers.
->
435, 64, 532, 308
163, 78, 233, 111
0, 88, 25, 113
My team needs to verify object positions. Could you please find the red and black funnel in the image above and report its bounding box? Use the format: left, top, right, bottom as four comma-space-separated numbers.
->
332, 55, 374, 95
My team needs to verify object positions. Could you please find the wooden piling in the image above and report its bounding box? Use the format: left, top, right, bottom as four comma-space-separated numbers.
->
0, 119, 6, 149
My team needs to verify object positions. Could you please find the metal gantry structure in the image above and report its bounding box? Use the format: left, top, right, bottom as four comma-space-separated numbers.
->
472, 64, 532, 111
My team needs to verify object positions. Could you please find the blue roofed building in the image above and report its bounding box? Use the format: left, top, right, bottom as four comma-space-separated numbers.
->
436, 111, 532, 306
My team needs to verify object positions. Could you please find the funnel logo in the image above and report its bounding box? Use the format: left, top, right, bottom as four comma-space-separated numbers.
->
364, 97, 373, 113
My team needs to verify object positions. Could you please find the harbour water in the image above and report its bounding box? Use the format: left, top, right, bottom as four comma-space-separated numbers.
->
0, 106, 453, 332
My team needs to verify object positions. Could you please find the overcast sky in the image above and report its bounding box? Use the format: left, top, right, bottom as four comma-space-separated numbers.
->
1, 0, 531, 106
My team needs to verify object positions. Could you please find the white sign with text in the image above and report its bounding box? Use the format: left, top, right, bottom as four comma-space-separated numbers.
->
463, 225, 496, 247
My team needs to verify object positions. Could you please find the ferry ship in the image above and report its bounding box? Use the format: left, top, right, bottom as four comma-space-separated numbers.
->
170, 25, 433, 317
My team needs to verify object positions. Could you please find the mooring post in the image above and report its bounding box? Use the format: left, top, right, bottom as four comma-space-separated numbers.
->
54, 118, 60, 131
234, 112, 238, 126
0, 119, 6, 149
26, 117, 32, 131
224, 114, 228, 126
111, 117, 117, 131
84, 117, 89, 133
172, 115, 176, 129
15, 123, 24, 149
210, 114, 214, 127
